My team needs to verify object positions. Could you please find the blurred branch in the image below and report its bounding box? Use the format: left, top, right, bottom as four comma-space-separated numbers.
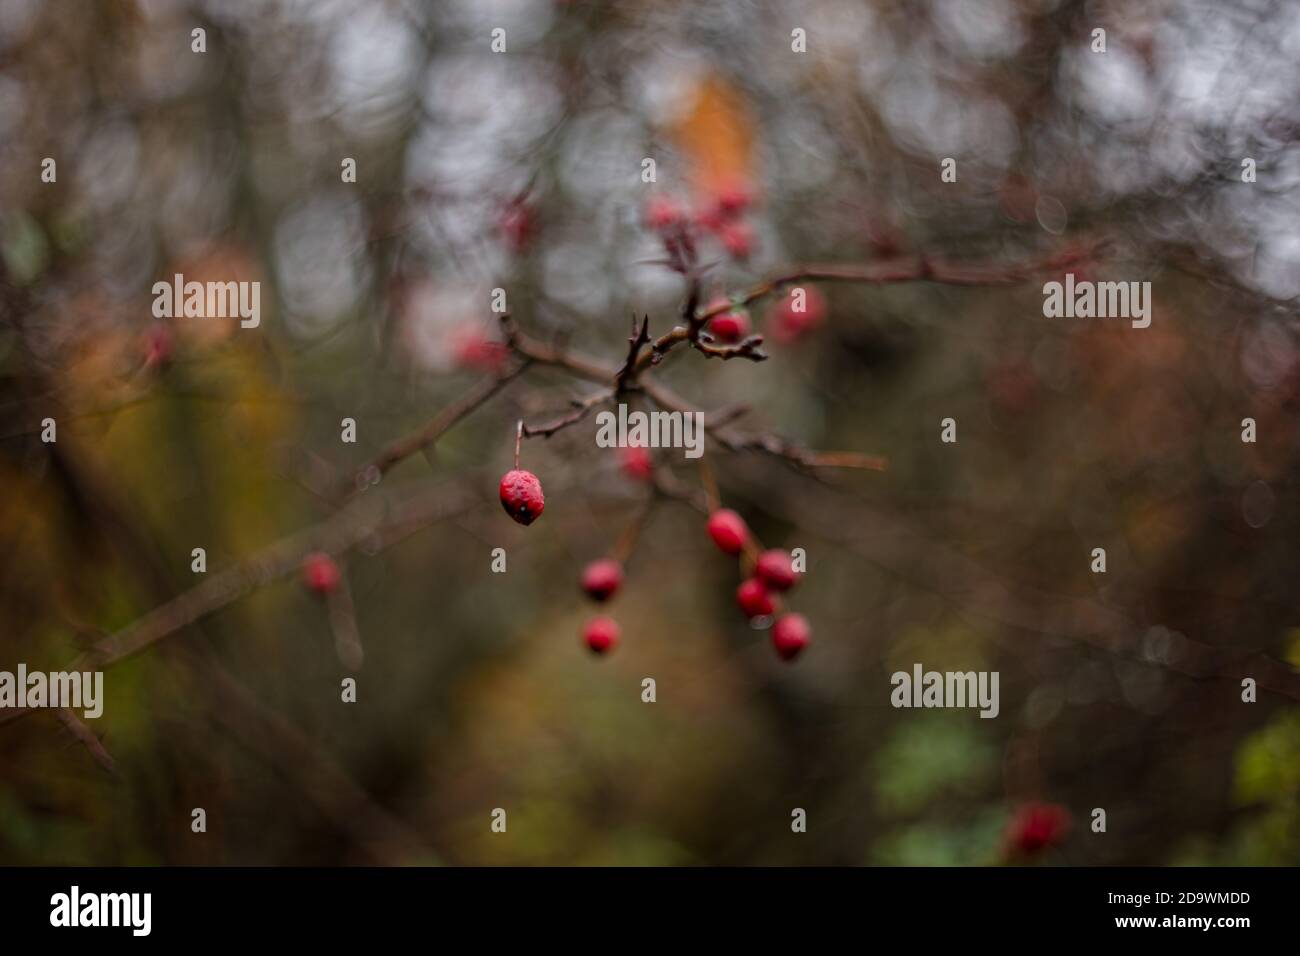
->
343, 361, 530, 497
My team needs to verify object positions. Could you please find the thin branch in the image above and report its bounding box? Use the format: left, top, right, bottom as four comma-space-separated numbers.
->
345, 361, 530, 496
614, 313, 651, 393
521, 388, 615, 439
57, 708, 117, 775
641, 379, 887, 473
694, 334, 769, 362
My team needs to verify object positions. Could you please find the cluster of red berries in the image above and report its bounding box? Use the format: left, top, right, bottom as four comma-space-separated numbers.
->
643, 176, 755, 267
706, 508, 810, 661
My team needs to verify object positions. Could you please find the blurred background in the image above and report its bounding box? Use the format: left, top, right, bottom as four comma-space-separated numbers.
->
1, 0, 1299, 865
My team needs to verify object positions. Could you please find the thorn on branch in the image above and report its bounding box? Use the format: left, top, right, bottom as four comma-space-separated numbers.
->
614, 314, 651, 393
694, 334, 769, 362
521, 389, 614, 440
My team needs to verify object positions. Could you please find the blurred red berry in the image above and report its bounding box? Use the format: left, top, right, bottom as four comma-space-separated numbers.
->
736, 578, 776, 618
771, 613, 810, 661
302, 551, 341, 596
453, 328, 509, 374
581, 559, 623, 602
619, 445, 653, 481
1006, 802, 1071, 856
706, 509, 749, 555
709, 309, 750, 343
755, 549, 798, 591
644, 194, 684, 232
693, 208, 722, 233
583, 616, 620, 655
499, 468, 545, 526
771, 286, 828, 343
719, 220, 754, 260
714, 176, 753, 216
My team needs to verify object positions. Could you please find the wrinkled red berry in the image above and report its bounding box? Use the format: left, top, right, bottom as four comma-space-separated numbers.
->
755, 549, 798, 591
302, 551, 341, 596
583, 616, 620, 655
1006, 802, 1071, 855
499, 468, 545, 525
706, 509, 749, 555
619, 445, 653, 481
736, 578, 775, 618
709, 309, 750, 344
581, 559, 623, 602
771, 613, 810, 661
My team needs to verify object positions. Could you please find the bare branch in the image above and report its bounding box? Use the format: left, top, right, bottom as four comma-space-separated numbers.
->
345, 362, 530, 496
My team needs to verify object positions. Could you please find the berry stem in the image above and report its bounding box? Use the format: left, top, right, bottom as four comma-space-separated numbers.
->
699, 459, 721, 513
611, 496, 656, 564
514, 419, 523, 469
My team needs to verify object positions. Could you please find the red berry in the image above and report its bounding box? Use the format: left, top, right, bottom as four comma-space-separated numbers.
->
771, 613, 810, 661
706, 509, 749, 555
452, 328, 509, 374
499, 468, 545, 526
719, 220, 753, 260
644, 194, 684, 232
619, 445, 653, 481
755, 549, 798, 591
695, 205, 725, 234
583, 616, 620, 655
302, 551, 341, 596
736, 578, 775, 618
771, 286, 827, 343
581, 559, 623, 602
709, 309, 750, 343
714, 176, 753, 216
1006, 802, 1071, 855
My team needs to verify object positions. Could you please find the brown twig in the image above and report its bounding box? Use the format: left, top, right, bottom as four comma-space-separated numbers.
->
57, 708, 117, 775
345, 361, 530, 496
693, 334, 769, 362
641, 379, 886, 473
614, 313, 651, 393
521, 388, 615, 440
